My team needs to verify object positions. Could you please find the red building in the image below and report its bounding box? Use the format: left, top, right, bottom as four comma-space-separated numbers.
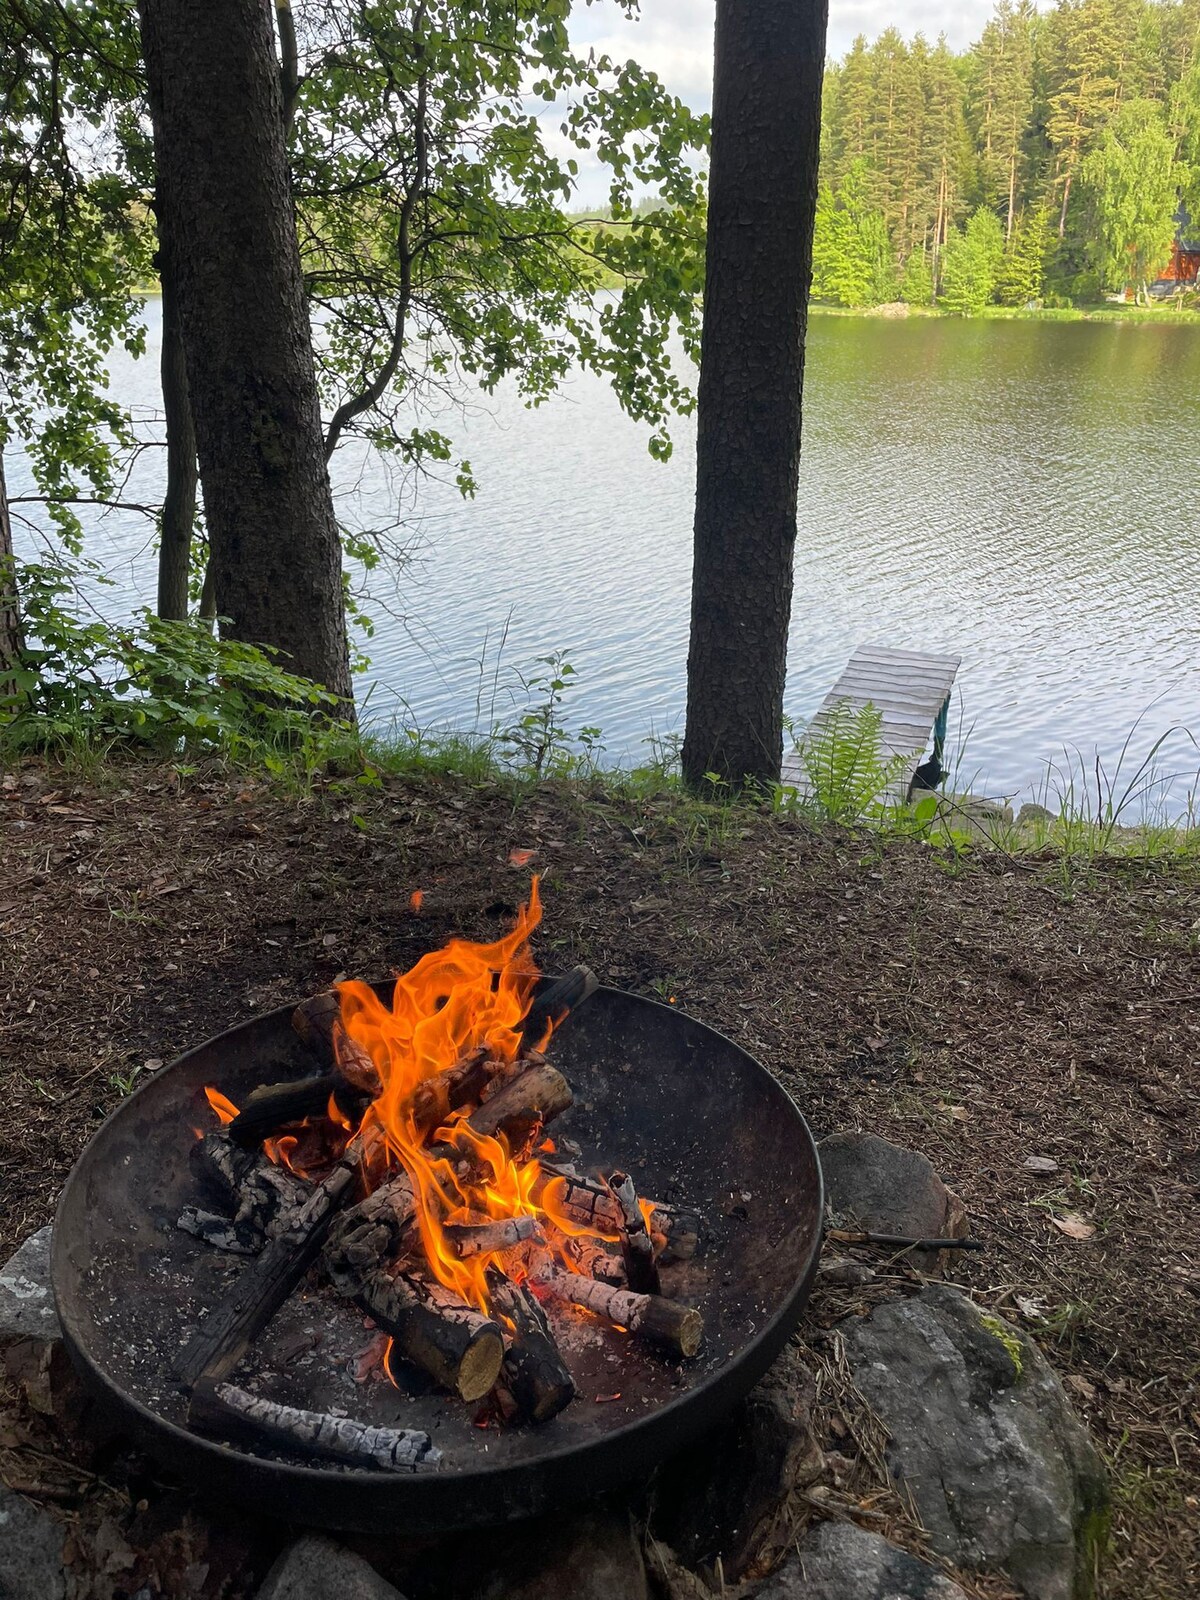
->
1157, 199, 1200, 289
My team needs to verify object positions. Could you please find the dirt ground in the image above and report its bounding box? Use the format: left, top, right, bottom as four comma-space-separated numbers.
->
1, 759, 1197, 1598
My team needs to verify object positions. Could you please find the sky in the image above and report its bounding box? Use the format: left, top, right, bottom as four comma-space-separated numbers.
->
559, 2, 1054, 202
571, 1, 1053, 114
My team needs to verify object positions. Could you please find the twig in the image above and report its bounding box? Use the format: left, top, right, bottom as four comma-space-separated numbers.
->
827, 1229, 984, 1253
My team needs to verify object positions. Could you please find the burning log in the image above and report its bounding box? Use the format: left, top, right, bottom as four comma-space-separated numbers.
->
487, 1269, 575, 1424
292, 991, 382, 1097
175, 1148, 364, 1389
537, 1269, 703, 1360
444, 1216, 540, 1259
190, 1379, 440, 1473
537, 1166, 700, 1263
561, 1235, 625, 1286
607, 1170, 660, 1295
323, 1172, 418, 1287
467, 1060, 573, 1151
518, 965, 599, 1051
227, 1073, 367, 1149
356, 1270, 504, 1403
406, 1046, 495, 1136
191, 1131, 309, 1238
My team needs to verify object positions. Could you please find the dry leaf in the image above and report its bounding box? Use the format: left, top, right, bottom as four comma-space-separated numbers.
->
1066, 1374, 1097, 1402
1024, 1155, 1059, 1174
1051, 1212, 1095, 1241
508, 848, 536, 867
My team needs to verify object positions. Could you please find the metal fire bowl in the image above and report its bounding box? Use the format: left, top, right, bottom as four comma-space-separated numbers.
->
52, 984, 823, 1532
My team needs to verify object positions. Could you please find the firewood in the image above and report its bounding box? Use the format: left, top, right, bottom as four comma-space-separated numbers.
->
355, 1269, 504, 1403
227, 1073, 366, 1148
291, 991, 382, 1096
537, 1165, 700, 1261
177, 1207, 263, 1255
607, 1170, 660, 1295
323, 1172, 418, 1287
191, 1129, 261, 1207
443, 1216, 540, 1258
467, 1060, 572, 1152
561, 1235, 625, 1285
405, 1046, 495, 1136
190, 1378, 440, 1473
487, 1269, 575, 1423
175, 1148, 364, 1389
191, 1130, 310, 1238
537, 1268, 703, 1360
518, 965, 599, 1051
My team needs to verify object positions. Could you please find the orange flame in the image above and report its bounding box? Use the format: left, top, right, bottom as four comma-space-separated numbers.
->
200, 880, 642, 1322
205, 1086, 239, 1126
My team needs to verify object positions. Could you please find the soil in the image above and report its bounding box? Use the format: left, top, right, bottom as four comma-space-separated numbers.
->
1, 758, 1197, 1599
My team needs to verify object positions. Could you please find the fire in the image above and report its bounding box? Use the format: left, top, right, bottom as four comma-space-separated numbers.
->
204, 880, 620, 1317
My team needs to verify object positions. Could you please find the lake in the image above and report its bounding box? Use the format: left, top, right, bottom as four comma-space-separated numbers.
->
10, 303, 1200, 816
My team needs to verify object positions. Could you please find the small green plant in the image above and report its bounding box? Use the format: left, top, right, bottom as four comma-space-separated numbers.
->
1, 555, 351, 776
494, 651, 604, 780
794, 700, 914, 824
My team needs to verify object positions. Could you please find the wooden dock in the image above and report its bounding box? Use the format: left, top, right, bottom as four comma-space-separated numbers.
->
783, 645, 961, 800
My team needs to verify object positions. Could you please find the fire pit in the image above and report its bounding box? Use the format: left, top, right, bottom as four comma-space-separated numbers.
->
52, 903, 823, 1532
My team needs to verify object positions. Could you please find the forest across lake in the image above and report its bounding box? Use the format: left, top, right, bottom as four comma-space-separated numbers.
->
12, 302, 1200, 819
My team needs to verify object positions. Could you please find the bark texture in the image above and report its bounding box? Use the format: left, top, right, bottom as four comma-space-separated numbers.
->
138, 0, 354, 705
682, 0, 829, 789
0, 452, 22, 697
155, 259, 197, 621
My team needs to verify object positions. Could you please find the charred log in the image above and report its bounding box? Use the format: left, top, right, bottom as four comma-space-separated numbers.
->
291, 991, 382, 1096
175, 1154, 361, 1388
227, 1073, 365, 1148
190, 1131, 309, 1239
538, 1269, 703, 1360
487, 1269, 575, 1424
406, 1046, 494, 1136
444, 1216, 540, 1258
467, 1060, 572, 1153
190, 1378, 440, 1472
323, 1172, 418, 1288
518, 965, 599, 1051
177, 1207, 264, 1255
356, 1270, 503, 1403
608, 1170, 660, 1295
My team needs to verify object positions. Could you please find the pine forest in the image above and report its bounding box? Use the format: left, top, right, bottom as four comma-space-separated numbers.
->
816, 0, 1200, 309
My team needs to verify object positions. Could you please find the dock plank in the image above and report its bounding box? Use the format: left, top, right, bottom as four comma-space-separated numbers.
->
783, 644, 960, 801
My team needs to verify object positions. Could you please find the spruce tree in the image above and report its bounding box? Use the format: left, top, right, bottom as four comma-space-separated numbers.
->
939, 206, 1005, 312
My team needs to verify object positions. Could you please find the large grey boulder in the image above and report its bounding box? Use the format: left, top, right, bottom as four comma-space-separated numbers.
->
0, 1483, 66, 1600
841, 1285, 1109, 1600
818, 1134, 967, 1268
0, 1226, 59, 1346
756, 1521, 968, 1599
256, 1535, 406, 1600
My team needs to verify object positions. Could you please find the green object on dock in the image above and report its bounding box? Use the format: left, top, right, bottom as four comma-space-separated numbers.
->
784, 644, 961, 801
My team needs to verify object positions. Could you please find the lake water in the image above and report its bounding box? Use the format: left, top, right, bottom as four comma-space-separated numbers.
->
10, 302, 1200, 816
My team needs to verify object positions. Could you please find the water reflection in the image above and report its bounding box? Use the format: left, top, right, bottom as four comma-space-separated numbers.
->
9, 303, 1200, 813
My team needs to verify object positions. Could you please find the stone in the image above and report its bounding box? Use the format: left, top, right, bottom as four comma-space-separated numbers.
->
0, 1483, 66, 1600
468, 1507, 647, 1600
818, 1133, 966, 1269
256, 1535, 406, 1600
651, 1345, 823, 1580
756, 1521, 969, 1599
1018, 803, 1056, 825
0, 1226, 59, 1346
841, 1285, 1109, 1600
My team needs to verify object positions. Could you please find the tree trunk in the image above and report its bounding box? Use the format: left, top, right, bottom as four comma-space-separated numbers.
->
682, 0, 829, 789
138, 0, 355, 708
155, 259, 198, 621
0, 451, 23, 698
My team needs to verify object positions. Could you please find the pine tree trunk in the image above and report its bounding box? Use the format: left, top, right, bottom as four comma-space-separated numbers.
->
155, 260, 198, 621
682, 0, 829, 790
0, 451, 23, 698
138, 0, 354, 708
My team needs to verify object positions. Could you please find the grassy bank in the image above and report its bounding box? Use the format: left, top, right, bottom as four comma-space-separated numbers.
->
0, 753, 1196, 1596
809, 299, 1200, 325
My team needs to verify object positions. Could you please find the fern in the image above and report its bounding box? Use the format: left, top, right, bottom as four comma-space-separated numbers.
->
797, 700, 915, 824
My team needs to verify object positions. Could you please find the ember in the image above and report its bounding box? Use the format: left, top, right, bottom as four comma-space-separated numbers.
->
178, 883, 707, 1469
